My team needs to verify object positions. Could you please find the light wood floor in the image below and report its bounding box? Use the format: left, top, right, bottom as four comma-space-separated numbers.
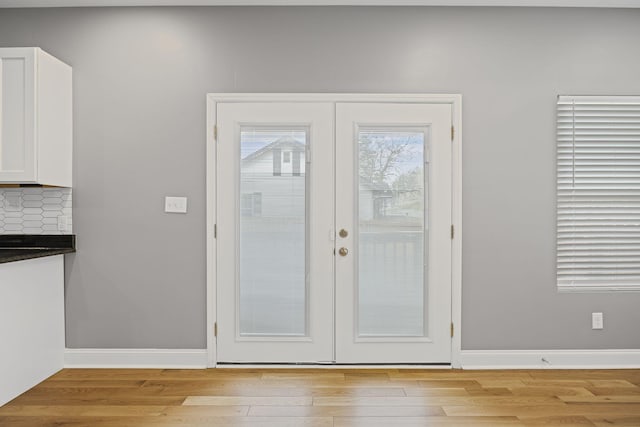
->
1, 368, 639, 426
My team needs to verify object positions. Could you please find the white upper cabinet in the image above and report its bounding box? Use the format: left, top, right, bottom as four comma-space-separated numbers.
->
0, 48, 72, 187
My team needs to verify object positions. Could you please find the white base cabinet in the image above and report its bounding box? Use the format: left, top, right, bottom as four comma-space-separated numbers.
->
0, 255, 65, 407
0, 47, 72, 186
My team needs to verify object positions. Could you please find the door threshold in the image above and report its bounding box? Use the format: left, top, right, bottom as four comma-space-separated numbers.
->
215, 363, 452, 369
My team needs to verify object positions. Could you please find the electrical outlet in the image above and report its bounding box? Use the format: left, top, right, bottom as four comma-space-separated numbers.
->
4, 194, 21, 211
57, 216, 68, 232
165, 196, 188, 214
592, 312, 604, 330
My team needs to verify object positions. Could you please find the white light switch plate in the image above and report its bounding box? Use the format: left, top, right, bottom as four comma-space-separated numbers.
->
165, 196, 188, 214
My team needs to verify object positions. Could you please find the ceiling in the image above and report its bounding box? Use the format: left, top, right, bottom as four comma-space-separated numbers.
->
0, 0, 638, 8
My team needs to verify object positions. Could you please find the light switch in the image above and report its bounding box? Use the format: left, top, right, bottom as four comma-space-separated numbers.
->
165, 196, 188, 214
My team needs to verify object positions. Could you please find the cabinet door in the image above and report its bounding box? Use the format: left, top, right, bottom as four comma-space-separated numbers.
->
0, 255, 65, 407
0, 48, 37, 183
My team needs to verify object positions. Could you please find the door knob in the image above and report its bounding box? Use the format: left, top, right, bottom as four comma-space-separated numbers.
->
339, 229, 348, 238
338, 247, 349, 257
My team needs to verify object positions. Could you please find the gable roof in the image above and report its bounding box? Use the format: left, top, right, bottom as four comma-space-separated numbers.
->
243, 136, 305, 162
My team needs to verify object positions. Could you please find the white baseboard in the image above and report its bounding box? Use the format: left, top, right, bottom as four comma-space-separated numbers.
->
63, 348, 640, 370
460, 349, 640, 369
64, 348, 208, 369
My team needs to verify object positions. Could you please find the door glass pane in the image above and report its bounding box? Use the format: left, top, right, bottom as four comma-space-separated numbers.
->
358, 129, 428, 337
239, 128, 308, 336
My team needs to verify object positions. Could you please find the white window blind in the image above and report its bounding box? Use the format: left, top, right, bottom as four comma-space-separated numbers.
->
557, 96, 640, 292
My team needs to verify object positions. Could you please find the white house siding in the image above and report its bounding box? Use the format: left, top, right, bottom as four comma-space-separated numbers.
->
242, 149, 306, 218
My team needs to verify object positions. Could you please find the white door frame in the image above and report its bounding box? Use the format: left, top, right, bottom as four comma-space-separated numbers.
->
206, 93, 462, 368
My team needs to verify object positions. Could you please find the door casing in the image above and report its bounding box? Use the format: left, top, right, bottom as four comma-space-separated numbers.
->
206, 93, 462, 368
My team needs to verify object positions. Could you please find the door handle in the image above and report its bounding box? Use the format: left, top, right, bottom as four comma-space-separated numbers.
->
339, 229, 348, 238
338, 247, 349, 257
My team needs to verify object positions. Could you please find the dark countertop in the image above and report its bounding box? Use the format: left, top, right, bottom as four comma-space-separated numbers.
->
0, 235, 75, 264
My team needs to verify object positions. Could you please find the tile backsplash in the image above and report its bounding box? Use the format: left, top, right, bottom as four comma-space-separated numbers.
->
0, 188, 72, 234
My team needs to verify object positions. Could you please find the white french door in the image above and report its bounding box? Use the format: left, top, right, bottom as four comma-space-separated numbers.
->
216, 102, 335, 363
335, 103, 452, 363
215, 97, 452, 364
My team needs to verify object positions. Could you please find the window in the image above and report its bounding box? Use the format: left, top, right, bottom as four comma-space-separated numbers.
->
272, 148, 282, 176
240, 192, 262, 217
557, 96, 640, 291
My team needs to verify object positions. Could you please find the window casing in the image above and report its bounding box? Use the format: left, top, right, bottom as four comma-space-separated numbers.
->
557, 95, 640, 292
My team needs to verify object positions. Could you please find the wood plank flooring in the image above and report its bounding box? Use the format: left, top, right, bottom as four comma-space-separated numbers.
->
1, 368, 639, 426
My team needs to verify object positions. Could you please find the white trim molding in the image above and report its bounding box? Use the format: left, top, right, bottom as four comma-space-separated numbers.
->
460, 349, 640, 369
1, 1, 640, 8
64, 349, 208, 369
62, 349, 640, 370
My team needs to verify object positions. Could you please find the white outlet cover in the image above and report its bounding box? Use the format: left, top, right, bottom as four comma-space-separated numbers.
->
57, 215, 68, 232
5, 195, 21, 210
165, 196, 188, 214
592, 312, 604, 330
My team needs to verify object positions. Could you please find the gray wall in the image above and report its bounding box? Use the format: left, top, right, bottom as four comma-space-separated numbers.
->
1, 6, 639, 350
